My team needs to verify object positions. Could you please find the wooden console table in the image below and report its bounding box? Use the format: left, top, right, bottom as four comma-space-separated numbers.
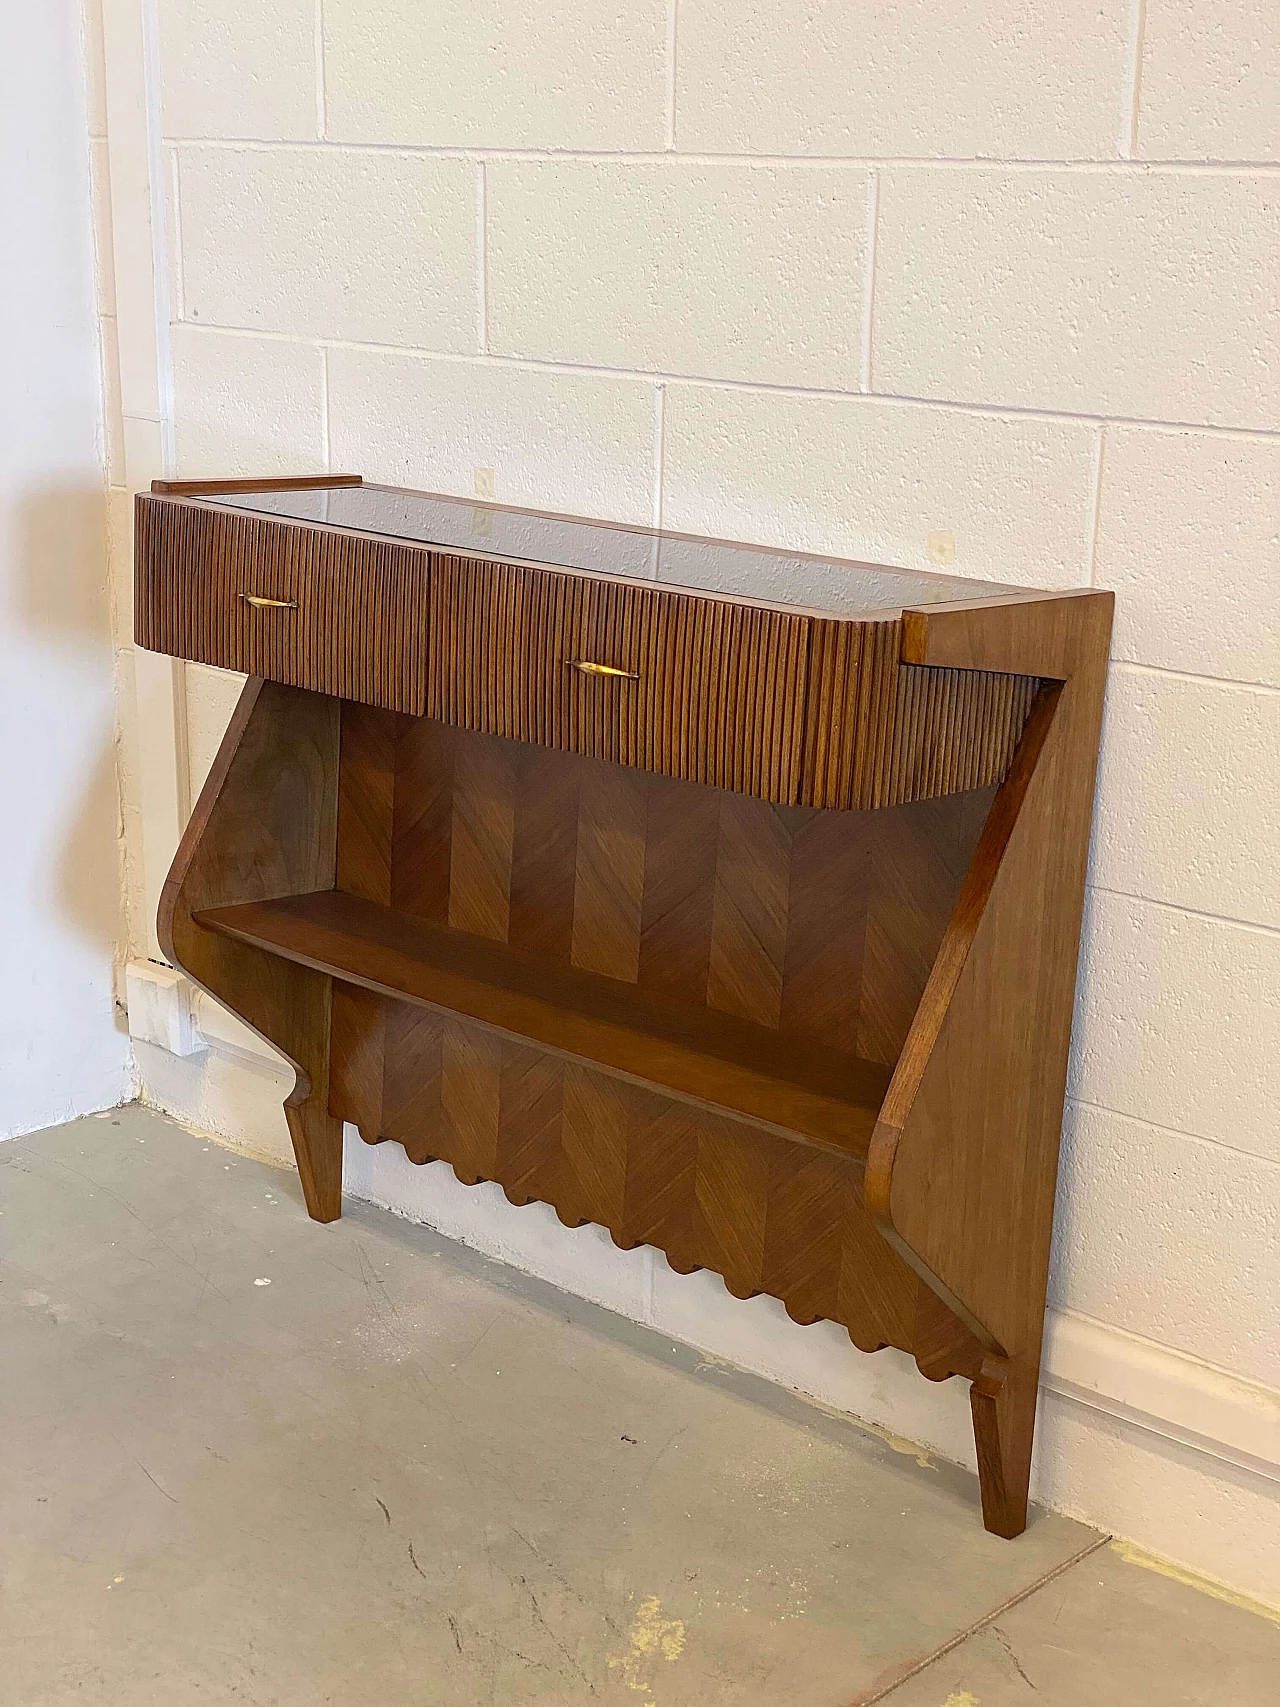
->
135, 474, 1112, 1537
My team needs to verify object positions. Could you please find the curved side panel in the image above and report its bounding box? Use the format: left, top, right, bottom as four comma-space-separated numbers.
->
865, 683, 1061, 1347
866, 590, 1113, 1535
158, 678, 343, 1219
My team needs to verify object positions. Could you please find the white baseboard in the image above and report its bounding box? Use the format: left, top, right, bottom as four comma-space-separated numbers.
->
124, 959, 203, 1057
191, 986, 287, 1065
1042, 1309, 1279, 1485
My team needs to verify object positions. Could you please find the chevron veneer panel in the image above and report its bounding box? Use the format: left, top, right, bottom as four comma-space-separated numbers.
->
330, 986, 921, 1357
363, 715, 992, 1067
324, 707, 991, 1346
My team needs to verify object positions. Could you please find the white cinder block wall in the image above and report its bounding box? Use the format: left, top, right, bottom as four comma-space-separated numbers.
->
89, 1, 1280, 1602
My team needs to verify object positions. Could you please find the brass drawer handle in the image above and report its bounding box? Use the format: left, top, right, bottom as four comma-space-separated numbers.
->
569, 659, 640, 681
241, 593, 298, 610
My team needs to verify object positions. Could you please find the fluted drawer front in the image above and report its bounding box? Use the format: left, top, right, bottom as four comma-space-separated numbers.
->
802, 618, 1041, 811
134, 497, 430, 713
135, 497, 1040, 809
425, 553, 812, 804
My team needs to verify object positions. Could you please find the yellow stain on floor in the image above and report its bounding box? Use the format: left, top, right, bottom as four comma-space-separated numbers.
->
607, 1595, 686, 1702
855, 1417, 934, 1470
941, 1692, 980, 1706
792, 1390, 935, 1469
1109, 1539, 1280, 1628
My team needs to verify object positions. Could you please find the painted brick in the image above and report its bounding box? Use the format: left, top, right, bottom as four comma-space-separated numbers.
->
1095, 428, 1280, 686
662, 385, 1097, 587
165, 153, 184, 325
1052, 1101, 1280, 1387
89, 137, 115, 319
873, 171, 1280, 428
99, 314, 124, 487
676, 0, 1127, 159
84, 0, 108, 138
327, 349, 657, 525
178, 148, 476, 350
186, 661, 248, 799
1069, 887, 1280, 1163
325, 0, 666, 150
171, 327, 325, 478
159, 0, 317, 141
1137, 0, 1280, 161
1092, 667, 1279, 927
488, 162, 867, 389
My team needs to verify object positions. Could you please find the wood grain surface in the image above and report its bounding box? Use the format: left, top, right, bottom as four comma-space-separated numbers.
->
314, 711, 987, 1359
143, 481, 1114, 1540
135, 491, 1040, 809
346, 715, 989, 1068
341, 990, 919, 1352
157, 679, 345, 1220
196, 888, 893, 1158
804, 617, 1039, 809
134, 497, 431, 713
149, 474, 363, 497
867, 588, 1114, 1535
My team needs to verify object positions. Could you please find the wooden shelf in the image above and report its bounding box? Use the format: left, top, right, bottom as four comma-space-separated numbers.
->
194, 889, 891, 1160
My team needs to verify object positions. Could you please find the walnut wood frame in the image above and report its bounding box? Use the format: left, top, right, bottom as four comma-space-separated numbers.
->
143, 475, 1112, 1539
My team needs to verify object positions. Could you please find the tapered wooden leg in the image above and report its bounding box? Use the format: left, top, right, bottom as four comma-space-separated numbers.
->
285, 1092, 345, 1223
970, 1360, 1039, 1539
157, 679, 345, 1220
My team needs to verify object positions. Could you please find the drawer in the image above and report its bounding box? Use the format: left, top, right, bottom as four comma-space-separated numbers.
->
134, 496, 430, 713
425, 553, 811, 803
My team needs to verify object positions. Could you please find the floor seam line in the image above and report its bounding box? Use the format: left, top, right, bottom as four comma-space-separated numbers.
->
847, 1531, 1114, 1705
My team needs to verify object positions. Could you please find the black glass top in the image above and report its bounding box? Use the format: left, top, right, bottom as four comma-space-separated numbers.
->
203, 484, 1028, 618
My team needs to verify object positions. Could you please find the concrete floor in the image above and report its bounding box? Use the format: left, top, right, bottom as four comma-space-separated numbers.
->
1, 1108, 1276, 1705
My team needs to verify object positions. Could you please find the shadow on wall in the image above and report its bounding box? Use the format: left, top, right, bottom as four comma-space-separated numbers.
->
17, 482, 126, 991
